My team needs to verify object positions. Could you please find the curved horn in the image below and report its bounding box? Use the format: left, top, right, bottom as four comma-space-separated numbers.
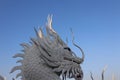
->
46, 15, 66, 46
71, 28, 85, 63
47, 15, 56, 34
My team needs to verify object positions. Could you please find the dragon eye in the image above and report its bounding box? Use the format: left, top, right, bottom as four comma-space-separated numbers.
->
64, 47, 71, 52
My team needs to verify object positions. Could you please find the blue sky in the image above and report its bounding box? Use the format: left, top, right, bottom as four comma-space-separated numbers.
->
0, 0, 120, 80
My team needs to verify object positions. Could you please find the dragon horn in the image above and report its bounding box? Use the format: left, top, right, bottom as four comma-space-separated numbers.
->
46, 15, 66, 46
47, 14, 56, 33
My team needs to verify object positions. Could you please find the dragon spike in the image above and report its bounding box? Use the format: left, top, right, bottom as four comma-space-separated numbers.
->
10, 66, 22, 73
16, 60, 23, 63
31, 38, 39, 46
70, 28, 84, 63
34, 27, 39, 38
20, 43, 30, 49
16, 72, 22, 78
47, 15, 52, 28
13, 53, 24, 58
38, 27, 43, 38
34, 27, 44, 39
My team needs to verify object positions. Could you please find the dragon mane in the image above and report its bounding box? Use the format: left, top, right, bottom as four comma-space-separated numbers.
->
10, 15, 84, 80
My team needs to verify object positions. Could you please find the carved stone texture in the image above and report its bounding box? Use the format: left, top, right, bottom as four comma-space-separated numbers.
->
10, 15, 85, 80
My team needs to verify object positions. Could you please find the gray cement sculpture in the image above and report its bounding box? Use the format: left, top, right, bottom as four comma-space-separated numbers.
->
9, 15, 84, 80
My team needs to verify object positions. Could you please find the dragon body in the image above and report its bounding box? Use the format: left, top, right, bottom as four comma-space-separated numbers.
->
2, 15, 85, 80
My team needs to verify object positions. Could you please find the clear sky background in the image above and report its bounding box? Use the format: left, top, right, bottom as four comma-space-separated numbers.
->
0, 0, 120, 80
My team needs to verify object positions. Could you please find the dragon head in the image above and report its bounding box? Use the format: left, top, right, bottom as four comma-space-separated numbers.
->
33, 15, 84, 80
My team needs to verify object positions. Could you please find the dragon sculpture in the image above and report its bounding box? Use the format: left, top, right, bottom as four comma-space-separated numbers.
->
1, 15, 85, 80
